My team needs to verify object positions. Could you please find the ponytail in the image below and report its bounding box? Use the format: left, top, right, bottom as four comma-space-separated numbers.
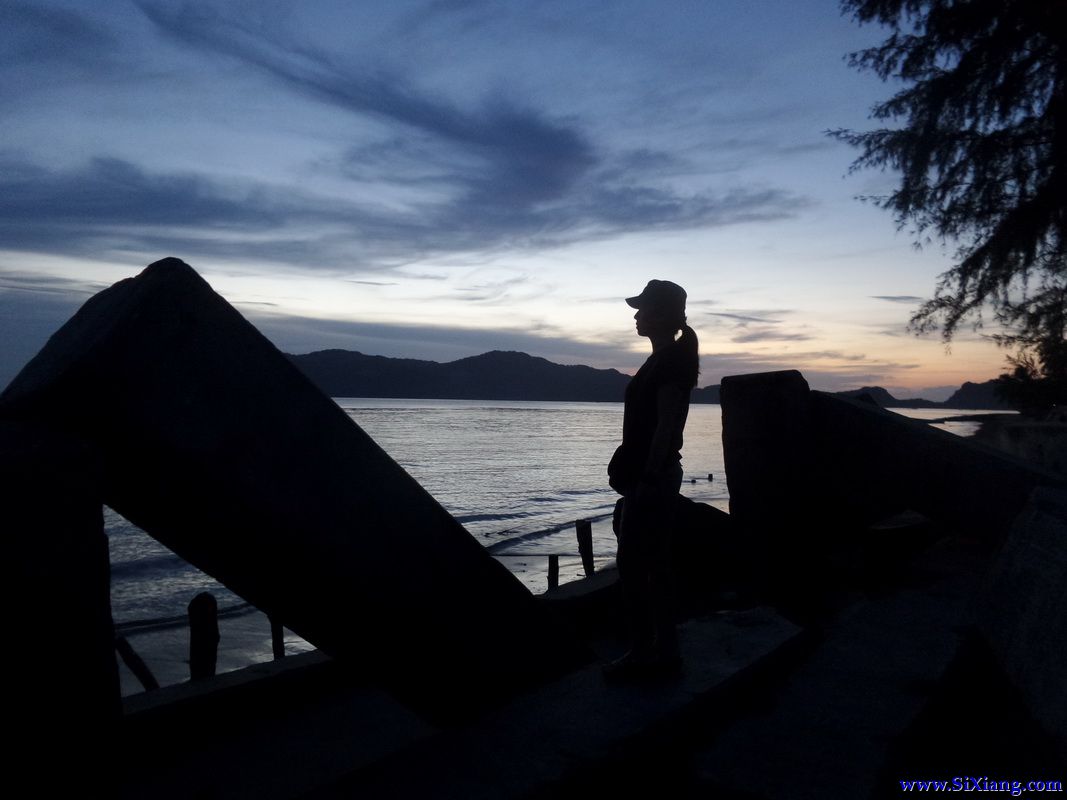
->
676, 322, 700, 388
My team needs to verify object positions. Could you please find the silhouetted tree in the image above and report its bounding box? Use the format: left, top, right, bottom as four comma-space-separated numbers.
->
994, 291, 1067, 411
831, 0, 1066, 408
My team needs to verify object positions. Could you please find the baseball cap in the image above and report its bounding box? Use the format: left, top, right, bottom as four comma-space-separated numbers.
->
625, 280, 687, 314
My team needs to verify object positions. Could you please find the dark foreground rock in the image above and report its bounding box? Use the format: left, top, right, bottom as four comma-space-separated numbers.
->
0, 258, 581, 717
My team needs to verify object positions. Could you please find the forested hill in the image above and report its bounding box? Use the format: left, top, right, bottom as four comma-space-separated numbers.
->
287, 349, 631, 402
286, 349, 1010, 408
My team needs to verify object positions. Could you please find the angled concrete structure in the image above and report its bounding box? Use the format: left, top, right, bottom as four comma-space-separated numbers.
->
0, 258, 579, 715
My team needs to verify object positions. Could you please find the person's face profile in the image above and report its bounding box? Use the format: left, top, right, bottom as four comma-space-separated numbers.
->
634, 306, 672, 338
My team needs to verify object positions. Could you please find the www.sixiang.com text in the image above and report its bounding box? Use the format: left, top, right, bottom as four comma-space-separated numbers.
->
900, 777, 1063, 796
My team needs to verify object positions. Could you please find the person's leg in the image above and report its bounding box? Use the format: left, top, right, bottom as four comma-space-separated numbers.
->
650, 466, 683, 662
648, 502, 680, 662
616, 494, 656, 658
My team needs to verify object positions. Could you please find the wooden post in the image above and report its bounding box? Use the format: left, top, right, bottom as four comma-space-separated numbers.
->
575, 519, 594, 577
188, 592, 219, 680
547, 555, 559, 590
270, 614, 285, 660
115, 636, 159, 692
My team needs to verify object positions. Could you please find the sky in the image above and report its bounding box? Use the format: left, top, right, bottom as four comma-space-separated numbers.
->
0, 0, 1013, 400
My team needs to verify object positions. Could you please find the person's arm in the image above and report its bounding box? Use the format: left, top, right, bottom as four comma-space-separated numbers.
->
640, 383, 688, 485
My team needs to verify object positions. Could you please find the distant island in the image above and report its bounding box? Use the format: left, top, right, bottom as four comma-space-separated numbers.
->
286, 349, 1015, 410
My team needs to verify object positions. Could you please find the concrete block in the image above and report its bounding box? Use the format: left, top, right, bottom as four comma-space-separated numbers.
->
1, 421, 120, 781
807, 391, 1064, 543
721, 369, 811, 529
720, 370, 1065, 547
0, 258, 577, 715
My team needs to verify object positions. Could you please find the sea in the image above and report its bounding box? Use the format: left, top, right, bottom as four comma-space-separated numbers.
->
107, 400, 995, 623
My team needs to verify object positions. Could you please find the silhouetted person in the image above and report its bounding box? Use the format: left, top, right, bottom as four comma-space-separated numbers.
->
605, 280, 699, 681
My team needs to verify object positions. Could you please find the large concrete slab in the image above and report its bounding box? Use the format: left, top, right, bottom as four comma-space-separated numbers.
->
694, 543, 983, 799
973, 487, 1067, 753
309, 607, 802, 800
117, 653, 436, 800
0, 258, 578, 714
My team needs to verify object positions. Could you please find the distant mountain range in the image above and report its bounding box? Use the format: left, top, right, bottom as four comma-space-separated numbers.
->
835, 382, 1013, 410
286, 349, 1015, 409
287, 349, 630, 402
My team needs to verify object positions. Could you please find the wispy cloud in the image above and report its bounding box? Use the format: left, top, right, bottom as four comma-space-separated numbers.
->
0, 157, 288, 229
0, 2, 118, 69
707, 310, 784, 324
449, 274, 534, 304
53, 0, 807, 267
0, 274, 100, 391
699, 349, 921, 392
731, 327, 812, 343
0, 3, 811, 270
0, 151, 805, 271
0, 269, 108, 296
704, 308, 812, 343
871, 295, 924, 303
0, 156, 362, 264
135, 0, 598, 205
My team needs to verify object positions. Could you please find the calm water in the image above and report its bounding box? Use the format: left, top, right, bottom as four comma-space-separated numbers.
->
106, 401, 997, 621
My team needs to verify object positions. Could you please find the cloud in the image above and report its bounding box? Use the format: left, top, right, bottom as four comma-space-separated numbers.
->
0, 157, 287, 229
58, 1, 810, 266
0, 143, 805, 269
447, 274, 535, 304
135, 0, 598, 207
706, 136, 838, 172
0, 2, 118, 69
0, 156, 370, 265
0, 276, 94, 391
0, 269, 108, 297
871, 295, 924, 303
706, 310, 784, 324
731, 328, 812, 343
704, 308, 812, 343
391, 0, 495, 37
874, 324, 906, 336
0, 4, 813, 270
695, 349, 924, 393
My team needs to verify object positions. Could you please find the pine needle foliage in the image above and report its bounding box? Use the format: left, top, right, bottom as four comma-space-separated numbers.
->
830, 0, 1066, 405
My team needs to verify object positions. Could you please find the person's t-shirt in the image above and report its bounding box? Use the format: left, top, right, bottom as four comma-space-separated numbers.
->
608, 342, 696, 495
